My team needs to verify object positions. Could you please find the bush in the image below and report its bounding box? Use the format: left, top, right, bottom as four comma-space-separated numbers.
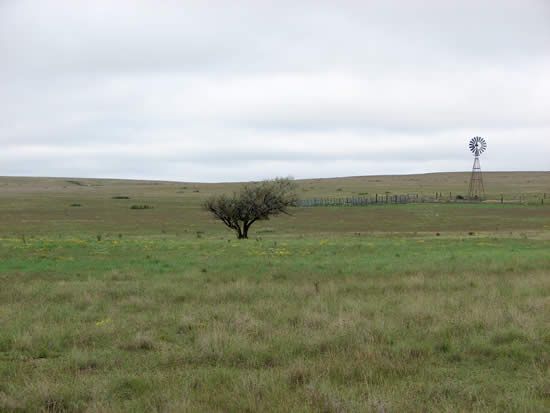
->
130, 205, 154, 210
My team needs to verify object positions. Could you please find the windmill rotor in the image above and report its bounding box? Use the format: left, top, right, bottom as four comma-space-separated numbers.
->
469, 136, 487, 156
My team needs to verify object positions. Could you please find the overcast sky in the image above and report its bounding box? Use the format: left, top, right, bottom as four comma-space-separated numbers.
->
1, 0, 549, 182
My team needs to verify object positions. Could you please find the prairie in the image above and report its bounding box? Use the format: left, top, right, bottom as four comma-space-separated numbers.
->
0, 172, 549, 237
0, 172, 549, 412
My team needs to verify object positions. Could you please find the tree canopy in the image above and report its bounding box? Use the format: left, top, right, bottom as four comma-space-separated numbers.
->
203, 178, 298, 239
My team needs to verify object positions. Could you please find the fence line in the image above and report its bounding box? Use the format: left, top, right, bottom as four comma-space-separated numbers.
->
298, 194, 418, 207
297, 192, 549, 207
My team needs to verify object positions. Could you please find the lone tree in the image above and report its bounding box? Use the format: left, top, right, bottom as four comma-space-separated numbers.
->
203, 178, 298, 239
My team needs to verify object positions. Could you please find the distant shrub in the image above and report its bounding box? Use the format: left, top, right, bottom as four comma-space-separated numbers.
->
130, 205, 154, 210
70, 203, 81, 207
455, 195, 465, 200
112, 196, 130, 199
66, 180, 86, 186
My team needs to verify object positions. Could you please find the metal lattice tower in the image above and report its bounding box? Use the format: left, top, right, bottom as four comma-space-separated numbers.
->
467, 136, 487, 200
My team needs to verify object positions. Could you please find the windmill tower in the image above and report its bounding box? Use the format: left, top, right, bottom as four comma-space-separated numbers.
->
467, 136, 487, 200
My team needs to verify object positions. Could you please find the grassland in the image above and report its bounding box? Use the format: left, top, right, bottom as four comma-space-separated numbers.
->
0, 172, 549, 237
0, 172, 549, 412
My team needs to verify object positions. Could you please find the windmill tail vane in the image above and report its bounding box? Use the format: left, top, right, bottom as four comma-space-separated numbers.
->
468, 137, 487, 200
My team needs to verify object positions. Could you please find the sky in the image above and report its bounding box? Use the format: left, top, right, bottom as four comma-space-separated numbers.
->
1, 0, 549, 182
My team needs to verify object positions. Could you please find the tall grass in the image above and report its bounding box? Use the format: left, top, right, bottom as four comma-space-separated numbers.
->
0, 235, 548, 411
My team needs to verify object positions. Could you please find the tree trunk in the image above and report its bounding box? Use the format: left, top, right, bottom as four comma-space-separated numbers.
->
236, 224, 247, 239
236, 226, 244, 239
241, 219, 257, 240
242, 220, 255, 239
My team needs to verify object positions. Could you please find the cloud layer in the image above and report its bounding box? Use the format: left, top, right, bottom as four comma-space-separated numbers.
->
1, 0, 549, 181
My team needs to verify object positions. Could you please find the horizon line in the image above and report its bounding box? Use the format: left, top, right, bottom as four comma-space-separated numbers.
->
1, 170, 548, 185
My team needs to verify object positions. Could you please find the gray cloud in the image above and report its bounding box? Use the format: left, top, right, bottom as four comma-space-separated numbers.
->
1, 0, 549, 181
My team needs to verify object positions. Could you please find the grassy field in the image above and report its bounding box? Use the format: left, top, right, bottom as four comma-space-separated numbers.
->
0, 172, 549, 237
0, 172, 549, 412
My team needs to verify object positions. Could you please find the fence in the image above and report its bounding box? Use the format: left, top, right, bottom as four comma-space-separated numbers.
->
298, 193, 419, 207
297, 192, 548, 207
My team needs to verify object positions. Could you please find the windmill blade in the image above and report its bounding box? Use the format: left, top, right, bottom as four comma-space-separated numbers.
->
478, 139, 487, 154
468, 136, 488, 155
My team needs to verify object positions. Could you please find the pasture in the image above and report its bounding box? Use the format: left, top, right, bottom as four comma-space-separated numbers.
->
0, 172, 549, 412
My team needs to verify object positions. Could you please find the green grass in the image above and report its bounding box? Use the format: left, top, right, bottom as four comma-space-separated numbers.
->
0, 173, 549, 411
1, 235, 549, 412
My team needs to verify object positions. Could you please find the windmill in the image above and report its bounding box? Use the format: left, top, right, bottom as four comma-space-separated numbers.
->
468, 136, 487, 200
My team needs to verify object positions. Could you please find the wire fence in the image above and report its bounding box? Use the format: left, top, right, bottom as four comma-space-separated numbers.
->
297, 192, 548, 207
298, 194, 415, 207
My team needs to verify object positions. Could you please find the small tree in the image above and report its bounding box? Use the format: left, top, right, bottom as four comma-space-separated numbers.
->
203, 178, 298, 239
